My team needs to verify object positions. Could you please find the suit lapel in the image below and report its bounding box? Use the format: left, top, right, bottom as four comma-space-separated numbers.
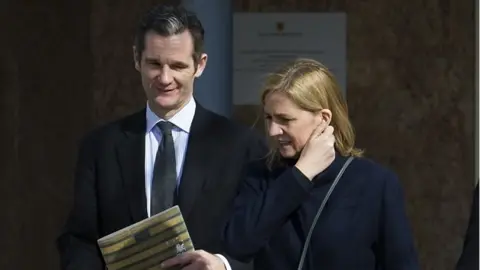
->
116, 110, 148, 223
177, 105, 211, 219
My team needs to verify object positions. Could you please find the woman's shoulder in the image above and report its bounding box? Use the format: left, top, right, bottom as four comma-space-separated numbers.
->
341, 156, 407, 201
347, 156, 400, 185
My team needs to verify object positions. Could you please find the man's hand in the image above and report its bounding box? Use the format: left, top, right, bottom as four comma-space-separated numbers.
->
161, 250, 226, 270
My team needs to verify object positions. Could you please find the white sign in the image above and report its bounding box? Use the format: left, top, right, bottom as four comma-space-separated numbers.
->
233, 13, 346, 105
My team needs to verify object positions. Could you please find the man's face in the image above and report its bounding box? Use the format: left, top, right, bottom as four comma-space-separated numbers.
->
134, 30, 207, 117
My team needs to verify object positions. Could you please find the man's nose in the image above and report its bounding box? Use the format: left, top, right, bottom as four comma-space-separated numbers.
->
157, 67, 173, 84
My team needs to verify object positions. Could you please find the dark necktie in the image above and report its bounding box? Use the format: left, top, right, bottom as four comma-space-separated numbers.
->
151, 121, 177, 216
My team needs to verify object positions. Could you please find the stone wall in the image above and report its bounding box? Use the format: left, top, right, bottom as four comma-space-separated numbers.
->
0, 0, 475, 269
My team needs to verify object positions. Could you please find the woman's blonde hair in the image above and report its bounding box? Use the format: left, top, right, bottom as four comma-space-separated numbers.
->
261, 58, 363, 166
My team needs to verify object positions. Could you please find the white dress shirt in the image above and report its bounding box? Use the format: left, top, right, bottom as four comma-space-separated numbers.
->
144, 97, 231, 270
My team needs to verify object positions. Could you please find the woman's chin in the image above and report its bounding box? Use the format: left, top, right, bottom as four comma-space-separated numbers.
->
278, 146, 297, 158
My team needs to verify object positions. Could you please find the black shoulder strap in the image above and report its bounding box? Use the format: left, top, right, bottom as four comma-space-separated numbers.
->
297, 156, 355, 270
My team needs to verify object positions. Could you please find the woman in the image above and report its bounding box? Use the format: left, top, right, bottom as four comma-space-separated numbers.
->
222, 58, 419, 269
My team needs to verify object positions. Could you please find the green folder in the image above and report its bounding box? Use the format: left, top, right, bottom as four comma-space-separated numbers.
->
97, 206, 194, 270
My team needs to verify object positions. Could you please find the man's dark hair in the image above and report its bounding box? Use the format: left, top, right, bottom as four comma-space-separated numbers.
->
134, 3, 205, 64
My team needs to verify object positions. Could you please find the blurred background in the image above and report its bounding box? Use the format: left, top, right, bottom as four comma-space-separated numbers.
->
0, 0, 477, 269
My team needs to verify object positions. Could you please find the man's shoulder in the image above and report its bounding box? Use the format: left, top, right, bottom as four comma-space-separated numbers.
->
203, 109, 267, 149
81, 109, 145, 144
200, 108, 263, 141
201, 107, 256, 132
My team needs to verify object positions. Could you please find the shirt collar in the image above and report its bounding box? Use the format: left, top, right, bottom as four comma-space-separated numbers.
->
145, 97, 196, 133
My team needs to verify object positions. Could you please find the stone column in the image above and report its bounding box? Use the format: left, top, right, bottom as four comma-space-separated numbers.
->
182, 0, 233, 117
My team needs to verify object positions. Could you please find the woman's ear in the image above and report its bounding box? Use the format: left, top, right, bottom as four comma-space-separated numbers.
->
315, 109, 332, 126
321, 109, 332, 125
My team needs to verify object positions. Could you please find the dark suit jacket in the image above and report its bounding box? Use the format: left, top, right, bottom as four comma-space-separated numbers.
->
222, 154, 419, 270
57, 104, 266, 270
456, 184, 479, 270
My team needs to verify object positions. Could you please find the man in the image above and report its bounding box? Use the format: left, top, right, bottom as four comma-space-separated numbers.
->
57, 4, 265, 270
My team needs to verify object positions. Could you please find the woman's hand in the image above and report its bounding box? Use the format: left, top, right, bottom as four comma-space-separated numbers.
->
295, 121, 336, 180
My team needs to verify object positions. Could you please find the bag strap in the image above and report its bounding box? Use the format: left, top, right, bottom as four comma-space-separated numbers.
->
297, 156, 354, 270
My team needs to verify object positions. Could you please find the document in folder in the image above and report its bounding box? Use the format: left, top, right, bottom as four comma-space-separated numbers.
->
97, 205, 194, 270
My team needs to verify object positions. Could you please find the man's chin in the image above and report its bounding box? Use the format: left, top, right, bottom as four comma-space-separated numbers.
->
151, 97, 179, 109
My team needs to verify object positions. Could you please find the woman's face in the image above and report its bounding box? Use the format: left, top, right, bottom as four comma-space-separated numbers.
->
264, 92, 327, 158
